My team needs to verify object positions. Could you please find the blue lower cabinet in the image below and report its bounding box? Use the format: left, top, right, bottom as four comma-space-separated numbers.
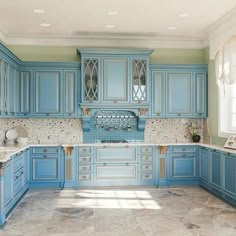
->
210, 150, 222, 194
1, 151, 29, 226
199, 148, 210, 185
4, 161, 13, 209
223, 153, 236, 205
169, 146, 198, 185
29, 147, 64, 188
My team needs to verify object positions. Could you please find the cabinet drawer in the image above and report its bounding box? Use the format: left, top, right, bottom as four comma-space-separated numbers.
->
141, 173, 153, 180
32, 147, 59, 155
79, 147, 92, 154
79, 165, 91, 172
13, 154, 23, 172
141, 156, 153, 162
78, 174, 91, 181
14, 168, 24, 194
172, 146, 196, 153
140, 147, 153, 153
78, 156, 91, 163
142, 164, 153, 171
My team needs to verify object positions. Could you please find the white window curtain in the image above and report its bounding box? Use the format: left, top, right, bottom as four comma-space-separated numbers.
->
215, 38, 236, 88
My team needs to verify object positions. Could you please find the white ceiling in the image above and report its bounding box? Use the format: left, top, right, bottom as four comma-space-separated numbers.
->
0, 0, 236, 48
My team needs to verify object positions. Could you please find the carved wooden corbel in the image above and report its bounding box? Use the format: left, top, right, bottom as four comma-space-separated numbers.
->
159, 145, 168, 155
63, 146, 74, 156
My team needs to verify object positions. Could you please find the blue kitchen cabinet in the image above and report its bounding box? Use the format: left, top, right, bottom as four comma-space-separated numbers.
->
169, 146, 199, 184
223, 153, 236, 204
0, 60, 19, 116
102, 58, 129, 103
166, 72, 192, 117
18, 70, 32, 116
8, 65, 19, 115
81, 57, 99, 103
210, 150, 222, 191
150, 65, 207, 118
32, 157, 58, 180
78, 49, 152, 110
139, 146, 157, 186
193, 72, 207, 117
64, 70, 78, 116
151, 71, 166, 117
132, 58, 149, 103
23, 148, 30, 185
199, 147, 210, 184
30, 146, 63, 188
4, 160, 13, 208
34, 71, 62, 116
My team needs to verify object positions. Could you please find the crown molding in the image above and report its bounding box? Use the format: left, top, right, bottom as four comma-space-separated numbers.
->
208, 6, 236, 59
0, 31, 206, 49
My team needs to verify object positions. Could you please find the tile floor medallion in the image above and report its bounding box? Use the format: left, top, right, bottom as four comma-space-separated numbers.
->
0, 187, 235, 236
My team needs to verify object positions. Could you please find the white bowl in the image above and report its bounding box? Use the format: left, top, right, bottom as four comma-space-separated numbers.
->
17, 137, 29, 145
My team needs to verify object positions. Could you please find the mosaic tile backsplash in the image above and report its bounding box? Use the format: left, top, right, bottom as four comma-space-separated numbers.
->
0, 117, 210, 144
0, 118, 83, 145
144, 118, 210, 144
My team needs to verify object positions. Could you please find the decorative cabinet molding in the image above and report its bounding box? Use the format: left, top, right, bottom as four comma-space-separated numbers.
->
0, 60, 19, 116
35, 71, 61, 115
194, 72, 207, 117
152, 71, 165, 117
169, 145, 199, 184
18, 70, 32, 116
30, 146, 63, 188
103, 58, 128, 103
150, 65, 207, 118
166, 72, 192, 116
64, 70, 78, 116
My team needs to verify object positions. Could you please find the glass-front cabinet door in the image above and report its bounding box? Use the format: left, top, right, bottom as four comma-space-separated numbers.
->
83, 58, 99, 102
132, 59, 147, 103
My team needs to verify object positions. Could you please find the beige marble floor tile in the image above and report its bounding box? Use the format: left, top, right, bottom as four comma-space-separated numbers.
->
0, 187, 235, 236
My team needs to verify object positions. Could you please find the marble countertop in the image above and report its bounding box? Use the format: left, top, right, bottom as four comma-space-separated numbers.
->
0, 142, 236, 163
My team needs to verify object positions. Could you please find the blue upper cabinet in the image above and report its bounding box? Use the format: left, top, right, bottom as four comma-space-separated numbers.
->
78, 49, 153, 112
193, 72, 207, 117
152, 71, 165, 117
17, 62, 80, 118
150, 65, 207, 118
132, 58, 148, 104
166, 72, 192, 117
35, 71, 62, 116
82, 57, 99, 103
64, 70, 79, 116
18, 70, 33, 116
102, 58, 128, 103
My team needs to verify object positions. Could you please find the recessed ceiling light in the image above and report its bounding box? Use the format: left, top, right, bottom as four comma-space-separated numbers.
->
178, 12, 189, 18
40, 23, 51, 27
105, 24, 115, 29
168, 26, 176, 30
107, 11, 119, 16
33, 9, 45, 14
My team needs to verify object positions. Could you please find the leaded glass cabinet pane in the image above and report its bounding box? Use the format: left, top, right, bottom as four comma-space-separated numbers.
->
83, 59, 98, 102
132, 60, 147, 102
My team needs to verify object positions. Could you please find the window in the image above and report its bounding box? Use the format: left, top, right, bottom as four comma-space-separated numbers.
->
219, 83, 236, 137
216, 38, 236, 137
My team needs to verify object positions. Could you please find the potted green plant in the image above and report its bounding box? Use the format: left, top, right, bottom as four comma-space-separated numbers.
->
188, 122, 201, 143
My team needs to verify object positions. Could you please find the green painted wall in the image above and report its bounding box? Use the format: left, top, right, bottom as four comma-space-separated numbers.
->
150, 48, 204, 64
7, 45, 80, 62
8, 45, 204, 64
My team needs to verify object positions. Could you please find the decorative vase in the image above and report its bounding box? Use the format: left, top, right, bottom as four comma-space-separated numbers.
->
192, 134, 201, 143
